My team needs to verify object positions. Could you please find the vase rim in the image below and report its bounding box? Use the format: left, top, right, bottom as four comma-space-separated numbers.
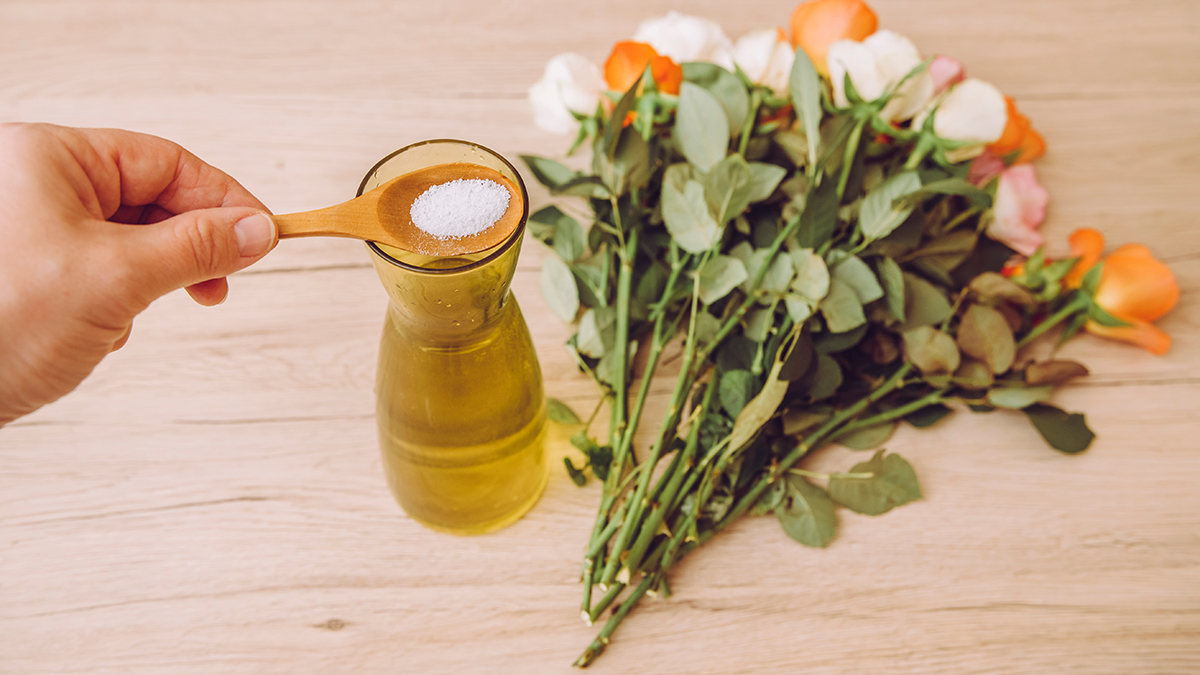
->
361, 138, 529, 276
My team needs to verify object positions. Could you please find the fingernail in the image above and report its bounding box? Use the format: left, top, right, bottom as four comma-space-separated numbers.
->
235, 213, 275, 258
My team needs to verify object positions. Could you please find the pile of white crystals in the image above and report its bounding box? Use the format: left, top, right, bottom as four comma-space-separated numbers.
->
410, 178, 510, 239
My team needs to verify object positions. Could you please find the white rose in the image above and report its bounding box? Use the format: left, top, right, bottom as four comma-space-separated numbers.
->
528, 53, 606, 135
826, 29, 934, 122
633, 11, 735, 71
732, 28, 795, 96
932, 78, 1007, 144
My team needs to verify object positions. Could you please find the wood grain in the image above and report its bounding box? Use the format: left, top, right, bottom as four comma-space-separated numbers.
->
2, 1, 1199, 674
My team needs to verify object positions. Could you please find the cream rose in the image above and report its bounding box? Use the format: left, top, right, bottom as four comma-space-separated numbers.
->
732, 28, 795, 95
633, 11, 735, 71
826, 29, 934, 121
528, 53, 606, 135
931, 78, 1008, 145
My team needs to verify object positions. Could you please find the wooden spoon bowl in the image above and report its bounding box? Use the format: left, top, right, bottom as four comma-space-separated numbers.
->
274, 163, 523, 257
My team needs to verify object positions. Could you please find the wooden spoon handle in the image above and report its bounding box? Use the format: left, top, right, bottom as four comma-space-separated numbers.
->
275, 202, 382, 241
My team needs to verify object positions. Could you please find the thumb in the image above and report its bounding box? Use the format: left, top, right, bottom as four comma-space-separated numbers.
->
117, 207, 276, 303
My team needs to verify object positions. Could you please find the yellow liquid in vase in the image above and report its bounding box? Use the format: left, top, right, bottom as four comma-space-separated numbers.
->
361, 140, 545, 535
376, 295, 547, 534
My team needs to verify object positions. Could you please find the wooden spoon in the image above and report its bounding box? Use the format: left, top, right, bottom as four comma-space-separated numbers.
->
274, 162, 523, 257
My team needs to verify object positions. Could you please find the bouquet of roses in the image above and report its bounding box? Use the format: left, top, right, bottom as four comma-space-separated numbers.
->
524, 0, 1180, 666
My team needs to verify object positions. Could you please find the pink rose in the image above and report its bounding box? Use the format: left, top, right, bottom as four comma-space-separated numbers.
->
987, 164, 1049, 255
927, 55, 964, 95
967, 150, 1004, 186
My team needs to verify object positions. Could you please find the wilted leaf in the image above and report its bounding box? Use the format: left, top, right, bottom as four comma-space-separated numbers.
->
969, 272, 1037, 309
776, 475, 837, 548
902, 326, 961, 375
698, 255, 749, 305
860, 171, 923, 241
546, 398, 582, 425
779, 330, 815, 381
829, 450, 922, 516
958, 304, 1016, 374
1026, 360, 1090, 386
954, 359, 994, 389
663, 179, 722, 253
821, 279, 867, 333
563, 457, 588, 486
1023, 403, 1095, 454
540, 255, 579, 322
676, 82, 731, 172
576, 307, 615, 359
728, 357, 789, 451
790, 248, 830, 301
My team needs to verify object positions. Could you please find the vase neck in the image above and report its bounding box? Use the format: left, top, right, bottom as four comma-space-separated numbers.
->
370, 244, 522, 340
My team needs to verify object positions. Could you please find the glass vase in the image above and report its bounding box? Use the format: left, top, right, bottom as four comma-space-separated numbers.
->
360, 140, 547, 534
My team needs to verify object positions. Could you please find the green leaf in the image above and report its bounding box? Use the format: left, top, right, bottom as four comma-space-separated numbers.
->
528, 206, 586, 262
814, 323, 867, 354
563, 457, 588, 486
918, 177, 993, 209
698, 255, 749, 305
744, 307, 774, 343
1080, 261, 1103, 296
546, 398, 582, 425
904, 403, 952, 428
820, 279, 866, 333
557, 175, 611, 199
789, 248, 830, 302
521, 155, 575, 189
776, 475, 837, 548
902, 326, 961, 375
682, 62, 749, 136
860, 171, 923, 241
832, 255, 884, 305
676, 82, 731, 172
828, 450, 922, 516
704, 155, 754, 225
750, 478, 788, 516
987, 386, 1055, 409
1023, 403, 1095, 454
840, 422, 897, 451
540, 255, 579, 322
876, 256, 906, 322
741, 249, 794, 302
602, 81, 640, 158
957, 304, 1016, 374
576, 307, 616, 358
900, 273, 953, 330
795, 173, 838, 248
663, 179, 722, 253
598, 125, 651, 196
747, 162, 788, 203
719, 369, 758, 417
789, 47, 822, 167
779, 330, 815, 381
1088, 302, 1132, 328
803, 352, 843, 401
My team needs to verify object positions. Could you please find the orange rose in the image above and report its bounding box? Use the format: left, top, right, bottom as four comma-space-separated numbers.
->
1067, 228, 1179, 355
604, 41, 682, 96
789, 0, 878, 75
989, 96, 1046, 164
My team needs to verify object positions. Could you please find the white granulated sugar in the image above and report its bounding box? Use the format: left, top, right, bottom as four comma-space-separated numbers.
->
410, 179, 510, 239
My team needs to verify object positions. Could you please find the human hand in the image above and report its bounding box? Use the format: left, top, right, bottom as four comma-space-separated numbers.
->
0, 123, 277, 426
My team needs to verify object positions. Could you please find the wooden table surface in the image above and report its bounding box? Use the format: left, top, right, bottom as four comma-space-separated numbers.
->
2, 1, 1198, 673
